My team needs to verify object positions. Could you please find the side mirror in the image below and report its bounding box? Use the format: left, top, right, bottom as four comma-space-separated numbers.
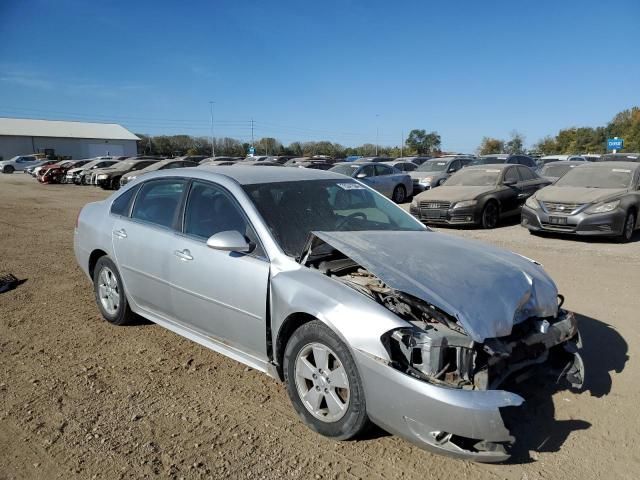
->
206, 231, 253, 253
447, 167, 456, 173
356, 172, 367, 179
503, 179, 517, 186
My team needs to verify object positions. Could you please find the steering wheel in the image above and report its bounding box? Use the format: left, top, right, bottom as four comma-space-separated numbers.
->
336, 212, 367, 230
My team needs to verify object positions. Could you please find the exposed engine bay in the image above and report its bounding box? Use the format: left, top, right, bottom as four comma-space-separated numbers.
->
303, 242, 585, 392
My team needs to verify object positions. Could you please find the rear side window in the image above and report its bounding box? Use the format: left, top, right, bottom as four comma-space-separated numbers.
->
110, 185, 139, 216
131, 179, 186, 228
403, 163, 417, 171
519, 156, 536, 168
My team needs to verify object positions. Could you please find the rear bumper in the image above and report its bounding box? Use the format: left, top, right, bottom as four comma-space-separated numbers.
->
521, 205, 626, 236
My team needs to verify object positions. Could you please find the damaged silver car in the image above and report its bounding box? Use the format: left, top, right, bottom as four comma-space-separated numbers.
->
74, 166, 584, 462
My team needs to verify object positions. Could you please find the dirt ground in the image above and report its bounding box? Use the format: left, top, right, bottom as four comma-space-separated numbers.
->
0, 173, 638, 480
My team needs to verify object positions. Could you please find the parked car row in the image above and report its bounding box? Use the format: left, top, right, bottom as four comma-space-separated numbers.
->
409, 161, 640, 242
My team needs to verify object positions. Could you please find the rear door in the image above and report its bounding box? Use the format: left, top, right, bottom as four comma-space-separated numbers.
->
168, 180, 270, 360
111, 178, 187, 318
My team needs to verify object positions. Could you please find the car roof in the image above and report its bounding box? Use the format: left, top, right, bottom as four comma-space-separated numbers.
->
576, 161, 640, 170
479, 154, 509, 159
195, 165, 348, 184
463, 164, 512, 171
541, 160, 587, 166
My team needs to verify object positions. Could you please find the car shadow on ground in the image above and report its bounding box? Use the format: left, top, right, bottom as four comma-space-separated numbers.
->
505, 312, 627, 463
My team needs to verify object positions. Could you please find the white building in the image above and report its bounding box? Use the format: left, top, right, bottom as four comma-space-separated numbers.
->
0, 117, 139, 160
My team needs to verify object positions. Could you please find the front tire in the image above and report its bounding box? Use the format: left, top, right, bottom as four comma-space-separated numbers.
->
284, 321, 369, 440
392, 185, 406, 203
3, 165, 15, 174
93, 256, 135, 325
617, 210, 636, 243
481, 201, 499, 229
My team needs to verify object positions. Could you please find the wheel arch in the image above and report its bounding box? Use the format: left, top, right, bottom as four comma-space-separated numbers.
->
274, 312, 317, 380
88, 249, 108, 278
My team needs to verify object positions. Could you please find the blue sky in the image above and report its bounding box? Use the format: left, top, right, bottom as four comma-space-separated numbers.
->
1, 0, 638, 152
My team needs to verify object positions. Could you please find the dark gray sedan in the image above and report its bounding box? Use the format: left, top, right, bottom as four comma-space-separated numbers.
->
521, 161, 640, 242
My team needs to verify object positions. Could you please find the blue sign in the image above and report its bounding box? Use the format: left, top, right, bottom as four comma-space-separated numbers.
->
249, 146, 255, 155
607, 138, 624, 150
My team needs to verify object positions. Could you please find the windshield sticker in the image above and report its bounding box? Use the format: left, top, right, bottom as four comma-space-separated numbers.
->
437, 162, 446, 165
485, 169, 500, 173
612, 169, 631, 173
337, 183, 366, 190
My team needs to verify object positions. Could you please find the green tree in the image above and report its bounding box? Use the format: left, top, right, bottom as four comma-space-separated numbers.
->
504, 131, 525, 154
477, 137, 505, 155
405, 129, 441, 155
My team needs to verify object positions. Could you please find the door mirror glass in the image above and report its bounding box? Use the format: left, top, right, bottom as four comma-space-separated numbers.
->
206, 230, 253, 253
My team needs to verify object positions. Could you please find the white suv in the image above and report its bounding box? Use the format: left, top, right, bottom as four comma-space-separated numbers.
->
0, 155, 40, 173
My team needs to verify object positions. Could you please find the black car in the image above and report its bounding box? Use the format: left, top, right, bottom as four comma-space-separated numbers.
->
472, 154, 538, 169
410, 164, 550, 228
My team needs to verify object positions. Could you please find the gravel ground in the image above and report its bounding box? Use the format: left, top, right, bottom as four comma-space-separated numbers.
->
1, 173, 638, 479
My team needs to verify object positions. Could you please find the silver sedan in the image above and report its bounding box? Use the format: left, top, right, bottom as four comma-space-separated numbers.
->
74, 166, 584, 462
330, 162, 413, 203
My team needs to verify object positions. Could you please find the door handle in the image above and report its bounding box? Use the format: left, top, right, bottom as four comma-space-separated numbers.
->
174, 249, 193, 261
113, 228, 127, 239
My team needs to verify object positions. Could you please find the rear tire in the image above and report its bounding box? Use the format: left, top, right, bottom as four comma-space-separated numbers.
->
93, 256, 135, 326
481, 201, 499, 229
284, 320, 369, 440
617, 211, 636, 243
392, 185, 406, 203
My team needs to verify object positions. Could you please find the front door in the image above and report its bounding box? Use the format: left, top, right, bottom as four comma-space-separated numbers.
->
168, 180, 270, 360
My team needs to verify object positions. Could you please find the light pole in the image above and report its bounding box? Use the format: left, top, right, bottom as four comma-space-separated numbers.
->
375, 114, 379, 155
209, 101, 215, 157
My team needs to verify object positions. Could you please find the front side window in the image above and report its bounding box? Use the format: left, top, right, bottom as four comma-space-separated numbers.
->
183, 181, 251, 241
131, 179, 185, 228
359, 165, 375, 178
504, 167, 519, 183
374, 165, 393, 176
517, 166, 537, 181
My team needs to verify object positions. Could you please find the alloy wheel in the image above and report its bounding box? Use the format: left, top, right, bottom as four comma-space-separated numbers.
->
482, 202, 498, 229
97, 267, 120, 315
294, 342, 350, 423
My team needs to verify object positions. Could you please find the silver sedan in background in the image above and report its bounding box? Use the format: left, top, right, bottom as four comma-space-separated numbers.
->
74, 166, 584, 462
329, 162, 413, 203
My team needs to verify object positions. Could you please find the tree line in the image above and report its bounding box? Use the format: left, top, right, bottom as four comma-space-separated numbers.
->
477, 106, 640, 155
135, 129, 442, 158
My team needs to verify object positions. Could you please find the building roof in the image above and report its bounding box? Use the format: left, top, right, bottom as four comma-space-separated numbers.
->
0, 117, 139, 141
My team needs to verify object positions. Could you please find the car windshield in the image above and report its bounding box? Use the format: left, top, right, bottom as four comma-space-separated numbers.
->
541, 158, 562, 164
472, 157, 507, 165
417, 160, 448, 172
444, 168, 501, 186
555, 167, 633, 189
329, 164, 359, 176
242, 179, 425, 258
542, 164, 576, 178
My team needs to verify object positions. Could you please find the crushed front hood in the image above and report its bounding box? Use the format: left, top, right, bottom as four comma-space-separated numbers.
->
311, 230, 559, 342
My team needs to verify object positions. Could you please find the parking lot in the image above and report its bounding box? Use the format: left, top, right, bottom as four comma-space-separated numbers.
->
0, 172, 638, 480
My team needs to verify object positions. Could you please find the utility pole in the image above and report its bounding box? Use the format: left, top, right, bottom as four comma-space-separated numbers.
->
251, 118, 255, 147
375, 114, 380, 156
401, 130, 404, 157
209, 101, 215, 157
